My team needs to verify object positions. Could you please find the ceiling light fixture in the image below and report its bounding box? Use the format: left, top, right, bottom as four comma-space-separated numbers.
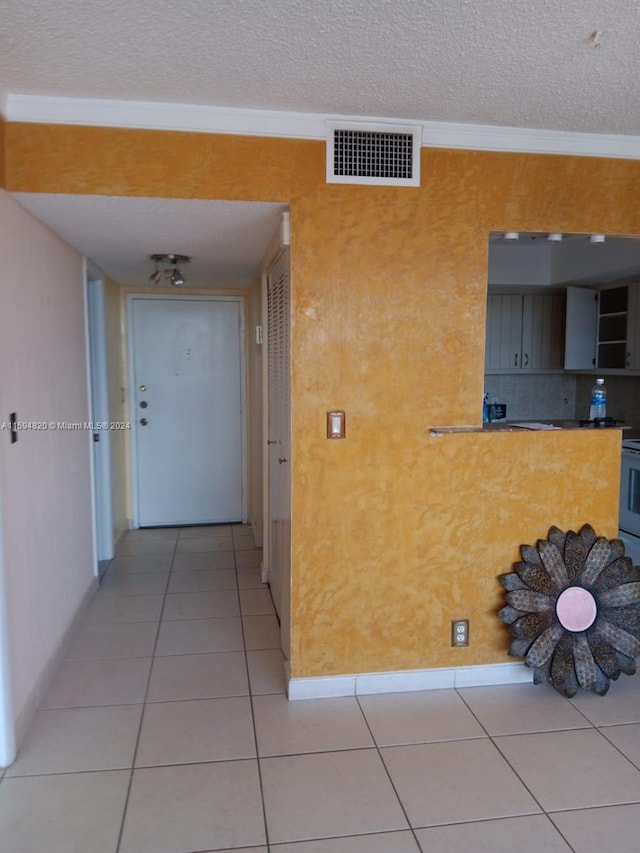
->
149, 253, 191, 287
589, 234, 606, 244
547, 233, 563, 242
504, 231, 520, 241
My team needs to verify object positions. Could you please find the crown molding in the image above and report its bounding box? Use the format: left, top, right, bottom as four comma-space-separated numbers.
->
421, 119, 640, 159
4, 92, 640, 160
4, 94, 329, 139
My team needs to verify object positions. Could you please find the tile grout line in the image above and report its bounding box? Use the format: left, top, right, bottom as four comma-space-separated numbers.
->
451, 688, 583, 848
234, 529, 272, 851
354, 693, 425, 853
591, 722, 640, 775
484, 697, 640, 825
456, 686, 602, 851
114, 530, 179, 853
454, 687, 562, 827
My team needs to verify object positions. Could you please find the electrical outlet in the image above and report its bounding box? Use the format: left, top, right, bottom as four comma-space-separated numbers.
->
451, 619, 469, 647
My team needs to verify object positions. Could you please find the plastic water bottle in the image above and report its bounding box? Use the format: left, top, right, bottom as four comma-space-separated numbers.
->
589, 378, 607, 420
482, 393, 489, 423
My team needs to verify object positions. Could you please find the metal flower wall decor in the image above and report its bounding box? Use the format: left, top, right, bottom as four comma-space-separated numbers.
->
498, 525, 640, 697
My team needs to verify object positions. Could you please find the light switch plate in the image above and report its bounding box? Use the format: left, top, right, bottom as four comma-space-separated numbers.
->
326, 410, 346, 439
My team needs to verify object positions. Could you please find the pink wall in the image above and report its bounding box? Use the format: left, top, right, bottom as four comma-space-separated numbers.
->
0, 189, 95, 729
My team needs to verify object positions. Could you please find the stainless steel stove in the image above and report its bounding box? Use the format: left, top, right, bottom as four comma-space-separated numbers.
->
620, 438, 640, 565
579, 417, 624, 429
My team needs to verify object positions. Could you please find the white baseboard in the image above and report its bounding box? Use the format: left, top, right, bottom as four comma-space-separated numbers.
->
287, 662, 532, 700
13, 578, 98, 750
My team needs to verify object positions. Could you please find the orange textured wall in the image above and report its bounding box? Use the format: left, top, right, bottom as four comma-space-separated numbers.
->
4, 123, 637, 677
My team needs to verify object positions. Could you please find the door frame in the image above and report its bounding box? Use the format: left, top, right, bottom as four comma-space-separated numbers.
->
0, 470, 16, 768
84, 262, 114, 562
261, 213, 291, 657
127, 293, 248, 528
260, 213, 290, 583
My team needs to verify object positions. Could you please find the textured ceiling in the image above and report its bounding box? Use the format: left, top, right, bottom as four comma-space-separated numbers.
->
1, 0, 639, 135
13, 195, 286, 288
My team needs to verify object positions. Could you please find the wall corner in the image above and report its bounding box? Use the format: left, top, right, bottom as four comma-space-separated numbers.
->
0, 117, 6, 188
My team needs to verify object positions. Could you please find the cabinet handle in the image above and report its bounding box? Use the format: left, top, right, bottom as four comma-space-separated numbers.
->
524, 352, 529, 367
627, 351, 632, 368
514, 353, 518, 367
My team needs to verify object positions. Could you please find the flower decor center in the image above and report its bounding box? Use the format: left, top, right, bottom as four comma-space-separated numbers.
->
556, 587, 597, 632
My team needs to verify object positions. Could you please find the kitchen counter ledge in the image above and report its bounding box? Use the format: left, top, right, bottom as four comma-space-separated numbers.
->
430, 420, 632, 437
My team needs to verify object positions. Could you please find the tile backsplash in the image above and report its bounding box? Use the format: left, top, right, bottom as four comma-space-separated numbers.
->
484, 373, 577, 421
485, 373, 640, 425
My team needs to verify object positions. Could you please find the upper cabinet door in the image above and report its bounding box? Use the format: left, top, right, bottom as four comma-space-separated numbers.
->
564, 286, 597, 370
486, 293, 565, 371
522, 293, 565, 369
485, 294, 522, 370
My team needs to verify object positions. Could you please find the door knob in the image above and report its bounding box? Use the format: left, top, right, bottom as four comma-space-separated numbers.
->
140, 418, 148, 426
278, 457, 287, 464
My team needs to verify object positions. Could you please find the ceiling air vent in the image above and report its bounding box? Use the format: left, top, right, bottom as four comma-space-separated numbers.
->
326, 122, 421, 187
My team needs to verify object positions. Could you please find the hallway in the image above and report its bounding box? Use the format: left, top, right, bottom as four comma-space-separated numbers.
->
2, 526, 640, 851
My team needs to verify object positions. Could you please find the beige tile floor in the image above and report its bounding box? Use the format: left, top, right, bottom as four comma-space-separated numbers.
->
3, 525, 640, 851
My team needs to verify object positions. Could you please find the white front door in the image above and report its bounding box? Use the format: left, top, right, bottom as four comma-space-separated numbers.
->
130, 296, 244, 527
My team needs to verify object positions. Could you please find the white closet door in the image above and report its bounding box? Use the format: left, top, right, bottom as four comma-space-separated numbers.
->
267, 250, 291, 655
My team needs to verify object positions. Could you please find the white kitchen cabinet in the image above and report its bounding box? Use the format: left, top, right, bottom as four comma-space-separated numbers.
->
627, 283, 640, 369
564, 286, 597, 369
485, 293, 564, 372
564, 281, 640, 371
485, 295, 522, 370
522, 294, 565, 369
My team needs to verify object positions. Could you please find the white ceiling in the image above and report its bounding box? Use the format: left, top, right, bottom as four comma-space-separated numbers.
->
488, 234, 640, 288
3, 1, 640, 283
14, 195, 286, 289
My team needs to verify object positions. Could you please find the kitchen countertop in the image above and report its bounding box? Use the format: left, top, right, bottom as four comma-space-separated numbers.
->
430, 421, 637, 436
